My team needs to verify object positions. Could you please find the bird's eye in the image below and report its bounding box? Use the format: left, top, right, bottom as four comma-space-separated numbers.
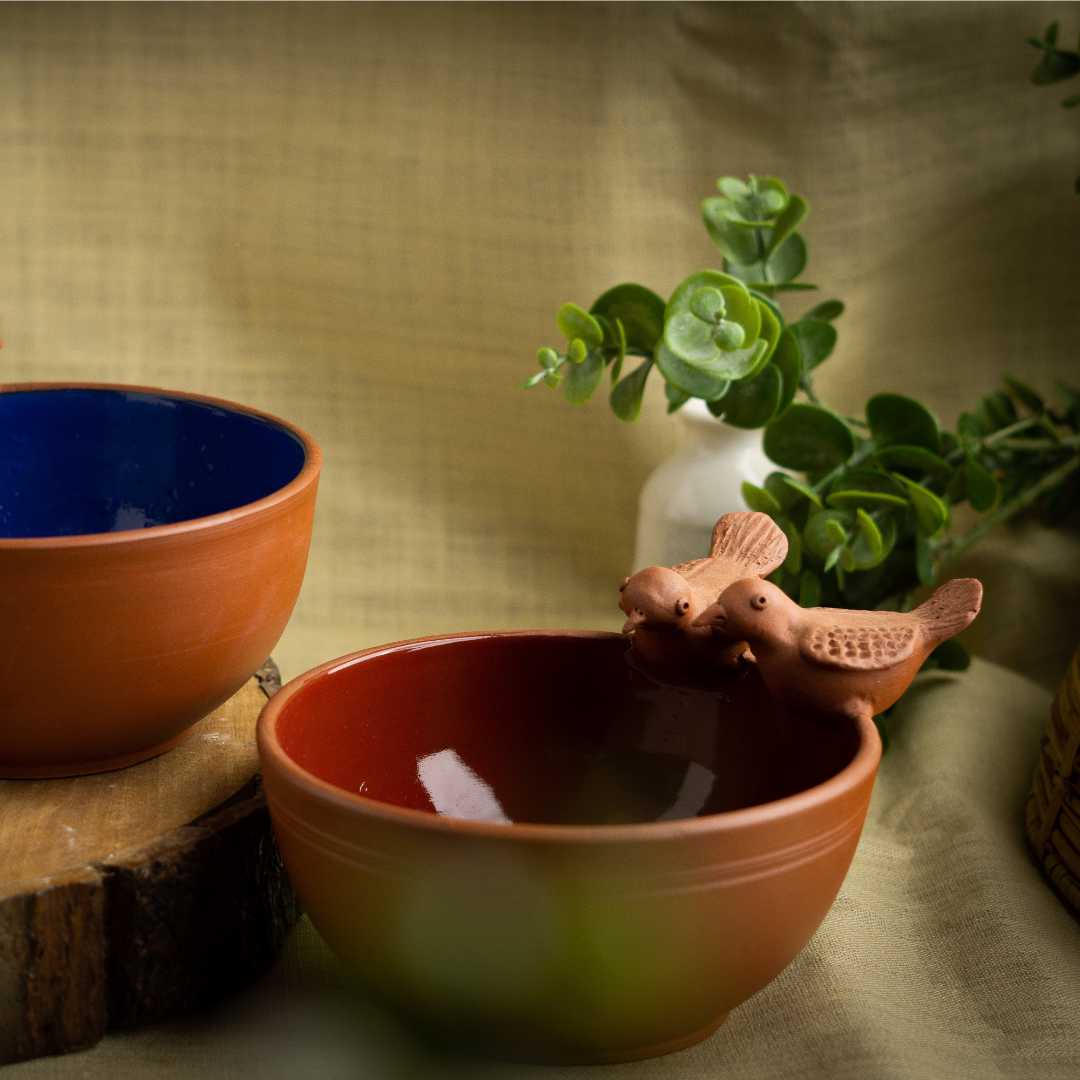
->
750, 595, 768, 611
675, 599, 690, 616
619, 578, 629, 593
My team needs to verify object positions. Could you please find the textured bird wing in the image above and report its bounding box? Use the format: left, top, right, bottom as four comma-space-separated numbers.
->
678, 556, 751, 605
913, 578, 982, 646
674, 513, 789, 604
709, 512, 788, 576
799, 609, 918, 671
671, 557, 709, 576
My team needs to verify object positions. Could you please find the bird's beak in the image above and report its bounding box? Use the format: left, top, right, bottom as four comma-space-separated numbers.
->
693, 603, 727, 631
622, 612, 646, 635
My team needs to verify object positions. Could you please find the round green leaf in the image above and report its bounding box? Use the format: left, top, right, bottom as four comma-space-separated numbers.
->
690, 287, 726, 323
780, 517, 803, 575
866, 393, 941, 452
607, 317, 627, 383
788, 319, 837, 372
826, 489, 910, 510
804, 299, 844, 322
771, 329, 803, 416
874, 444, 951, 479
928, 640, 971, 671
741, 481, 783, 516
762, 231, 807, 283
965, 456, 1000, 513
893, 474, 949, 536
655, 343, 732, 400
764, 404, 856, 472
668, 272, 760, 344
563, 351, 604, 404
713, 320, 746, 350
665, 311, 720, 365
716, 176, 751, 200
798, 569, 822, 608
765, 195, 808, 259
715, 365, 782, 429
771, 472, 823, 509
977, 390, 1017, 432
590, 284, 666, 352
609, 360, 653, 422
804, 509, 852, 558
915, 533, 935, 586
755, 298, 781, 367
665, 382, 690, 414
568, 338, 587, 364
557, 303, 604, 350
701, 199, 760, 265
717, 285, 761, 347
1003, 374, 1044, 414
537, 347, 559, 371
825, 467, 905, 498
849, 509, 885, 569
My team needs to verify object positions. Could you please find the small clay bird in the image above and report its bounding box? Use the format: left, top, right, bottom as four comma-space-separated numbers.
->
619, 512, 788, 680
693, 576, 983, 722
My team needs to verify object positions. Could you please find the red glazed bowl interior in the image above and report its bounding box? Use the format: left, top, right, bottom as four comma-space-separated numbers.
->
273, 632, 863, 826
259, 631, 881, 1065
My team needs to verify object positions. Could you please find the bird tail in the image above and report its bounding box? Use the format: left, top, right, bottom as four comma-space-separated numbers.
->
709, 512, 788, 576
913, 578, 983, 645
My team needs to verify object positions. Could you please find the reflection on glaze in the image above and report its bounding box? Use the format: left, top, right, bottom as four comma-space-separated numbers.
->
656, 761, 717, 821
112, 503, 155, 531
417, 748, 511, 824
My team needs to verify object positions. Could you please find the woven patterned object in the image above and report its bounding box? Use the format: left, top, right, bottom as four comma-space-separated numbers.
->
1026, 646, 1080, 917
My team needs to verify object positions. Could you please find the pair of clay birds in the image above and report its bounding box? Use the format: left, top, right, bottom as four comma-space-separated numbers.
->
619, 512, 982, 723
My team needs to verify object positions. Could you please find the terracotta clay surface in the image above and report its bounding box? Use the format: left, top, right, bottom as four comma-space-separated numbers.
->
0, 666, 298, 1065
695, 577, 983, 721
0, 382, 321, 777
258, 631, 881, 1064
619, 512, 788, 682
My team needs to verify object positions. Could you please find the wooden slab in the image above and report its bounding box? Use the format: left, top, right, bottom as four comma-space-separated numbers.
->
0, 661, 299, 1065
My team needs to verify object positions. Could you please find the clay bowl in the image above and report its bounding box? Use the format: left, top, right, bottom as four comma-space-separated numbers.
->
0, 382, 320, 778
258, 630, 881, 1064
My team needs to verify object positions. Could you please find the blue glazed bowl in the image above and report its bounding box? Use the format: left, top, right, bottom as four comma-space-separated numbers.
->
0, 386, 308, 538
0, 382, 321, 777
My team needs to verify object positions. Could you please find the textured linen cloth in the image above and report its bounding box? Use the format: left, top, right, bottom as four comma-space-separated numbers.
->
2, 2, 1079, 1076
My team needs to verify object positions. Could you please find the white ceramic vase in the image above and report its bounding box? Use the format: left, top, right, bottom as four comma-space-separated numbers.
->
632, 399, 774, 570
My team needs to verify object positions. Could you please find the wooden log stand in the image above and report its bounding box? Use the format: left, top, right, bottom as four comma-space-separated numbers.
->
0, 661, 299, 1065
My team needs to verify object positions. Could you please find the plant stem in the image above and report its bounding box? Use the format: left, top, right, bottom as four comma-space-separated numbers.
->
994, 435, 1080, 451
982, 416, 1042, 446
812, 440, 876, 493
934, 452, 1080, 568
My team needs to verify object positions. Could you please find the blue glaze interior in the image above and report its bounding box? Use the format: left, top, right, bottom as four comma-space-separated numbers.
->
0, 389, 307, 538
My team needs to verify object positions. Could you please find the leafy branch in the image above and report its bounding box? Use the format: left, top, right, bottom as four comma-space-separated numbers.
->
524, 173, 1080, 673
1027, 20, 1080, 192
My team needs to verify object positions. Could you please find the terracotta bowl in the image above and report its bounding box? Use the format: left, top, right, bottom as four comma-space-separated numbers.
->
0, 382, 320, 778
258, 630, 881, 1064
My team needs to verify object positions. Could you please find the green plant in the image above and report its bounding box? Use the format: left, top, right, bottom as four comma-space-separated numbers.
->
1027, 20, 1080, 192
525, 174, 1080, 676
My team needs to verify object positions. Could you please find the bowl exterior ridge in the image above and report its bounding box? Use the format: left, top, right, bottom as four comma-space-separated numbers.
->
257, 631, 881, 1064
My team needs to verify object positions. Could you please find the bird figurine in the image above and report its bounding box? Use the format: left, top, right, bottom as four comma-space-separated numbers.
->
693, 576, 983, 722
619, 512, 788, 681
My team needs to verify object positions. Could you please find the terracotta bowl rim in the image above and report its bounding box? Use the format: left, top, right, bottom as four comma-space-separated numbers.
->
258, 629, 883, 844
0, 380, 322, 549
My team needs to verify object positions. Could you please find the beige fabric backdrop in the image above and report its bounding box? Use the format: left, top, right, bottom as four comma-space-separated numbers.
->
2, 2, 1079, 1077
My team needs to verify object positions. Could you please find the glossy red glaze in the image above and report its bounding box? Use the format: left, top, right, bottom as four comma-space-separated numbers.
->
259, 632, 882, 1063
276, 633, 862, 825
